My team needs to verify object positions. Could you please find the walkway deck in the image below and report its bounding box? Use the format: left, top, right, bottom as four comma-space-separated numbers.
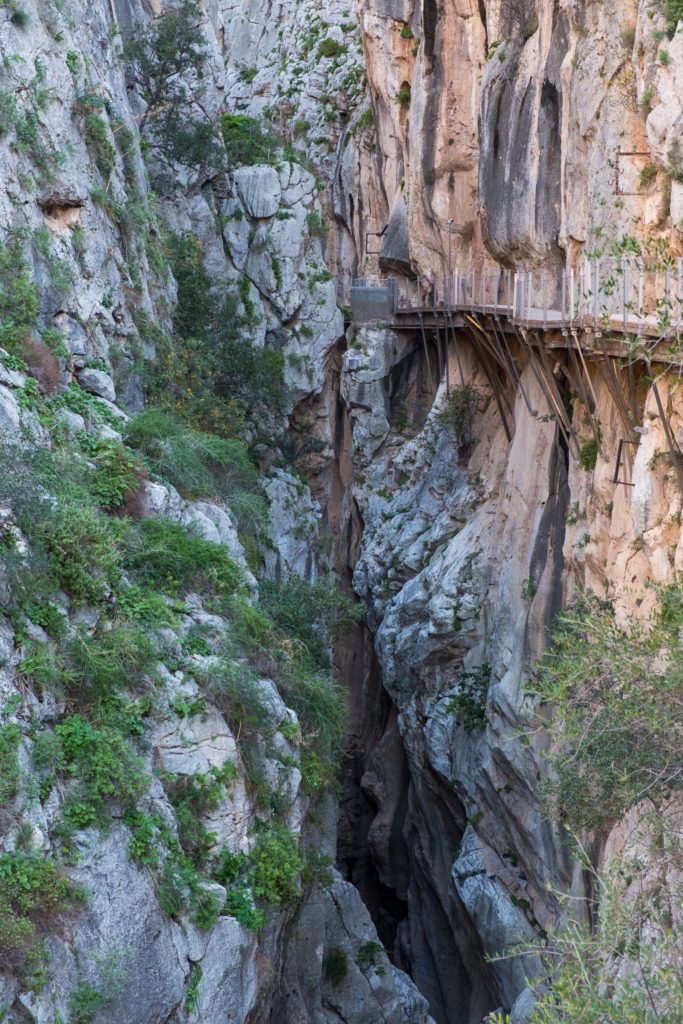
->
346, 259, 683, 464
349, 258, 683, 362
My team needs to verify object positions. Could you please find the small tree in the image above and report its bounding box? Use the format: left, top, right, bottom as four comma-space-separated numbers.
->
122, 1, 222, 173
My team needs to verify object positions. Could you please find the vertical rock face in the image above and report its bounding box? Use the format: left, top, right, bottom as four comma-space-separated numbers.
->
3, 0, 683, 1022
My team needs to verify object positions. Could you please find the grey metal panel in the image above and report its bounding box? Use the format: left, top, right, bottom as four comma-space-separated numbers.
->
350, 285, 396, 323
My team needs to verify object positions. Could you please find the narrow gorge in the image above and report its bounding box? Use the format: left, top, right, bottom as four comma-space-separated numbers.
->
0, 1, 682, 1023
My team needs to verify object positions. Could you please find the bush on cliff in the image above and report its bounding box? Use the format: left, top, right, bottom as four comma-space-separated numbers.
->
531, 589, 683, 832
151, 232, 286, 440
121, 0, 223, 174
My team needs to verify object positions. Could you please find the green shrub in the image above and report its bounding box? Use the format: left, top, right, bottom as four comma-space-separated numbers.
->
248, 824, 302, 906
116, 584, 178, 626
526, 848, 683, 1024
164, 765, 236, 867
9, 8, 29, 28
323, 947, 348, 985
39, 503, 122, 605
69, 982, 107, 1024
152, 232, 286, 440
0, 850, 84, 971
226, 590, 348, 761
220, 114, 280, 167
202, 655, 272, 733
48, 382, 121, 425
0, 238, 38, 350
0, 89, 17, 136
317, 38, 346, 59
639, 162, 658, 189
578, 436, 599, 471
223, 885, 265, 930
396, 87, 412, 106
122, 809, 162, 867
53, 714, 148, 819
63, 624, 158, 702
445, 664, 490, 731
124, 409, 266, 535
0, 722, 21, 803
437, 384, 484, 448
79, 438, 145, 511
83, 113, 116, 179
306, 210, 329, 239
663, 0, 683, 34
259, 575, 361, 672
531, 591, 683, 832
185, 964, 202, 1013
123, 518, 243, 599
121, 0, 222, 172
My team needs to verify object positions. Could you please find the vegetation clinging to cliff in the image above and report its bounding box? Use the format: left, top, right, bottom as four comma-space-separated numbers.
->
531, 591, 683, 832
151, 231, 285, 440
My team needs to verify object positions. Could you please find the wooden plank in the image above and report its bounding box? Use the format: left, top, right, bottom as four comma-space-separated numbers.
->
464, 315, 515, 416
463, 327, 513, 442
418, 313, 435, 393
489, 315, 535, 415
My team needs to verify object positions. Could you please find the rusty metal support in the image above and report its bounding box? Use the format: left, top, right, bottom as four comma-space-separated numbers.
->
613, 439, 637, 486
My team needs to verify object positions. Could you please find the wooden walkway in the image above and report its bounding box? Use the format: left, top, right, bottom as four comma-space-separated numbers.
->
347, 259, 683, 468
350, 258, 683, 362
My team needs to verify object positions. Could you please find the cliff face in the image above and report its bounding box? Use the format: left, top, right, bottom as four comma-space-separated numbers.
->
1, 1, 683, 1023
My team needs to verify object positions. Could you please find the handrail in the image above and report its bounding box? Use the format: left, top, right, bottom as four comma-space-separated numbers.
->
350, 257, 683, 338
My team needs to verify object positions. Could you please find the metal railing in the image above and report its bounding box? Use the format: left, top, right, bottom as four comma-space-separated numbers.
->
352, 258, 683, 338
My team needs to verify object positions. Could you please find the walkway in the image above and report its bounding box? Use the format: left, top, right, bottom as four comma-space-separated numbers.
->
347, 258, 683, 464
350, 258, 683, 356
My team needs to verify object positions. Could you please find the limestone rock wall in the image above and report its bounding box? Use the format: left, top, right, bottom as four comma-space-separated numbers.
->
0, 1, 425, 1022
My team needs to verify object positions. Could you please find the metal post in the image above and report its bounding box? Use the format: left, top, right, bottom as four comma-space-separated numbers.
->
513, 273, 519, 319
527, 273, 532, 327
677, 257, 682, 339
594, 259, 600, 321
638, 260, 644, 323
562, 269, 567, 322
665, 266, 671, 334
569, 268, 575, 326
543, 275, 548, 330
623, 258, 629, 332
447, 219, 453, 308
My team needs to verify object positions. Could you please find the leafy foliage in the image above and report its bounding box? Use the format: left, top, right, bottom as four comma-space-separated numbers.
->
83, 113, 116, 180
0, 850, 84, 971
259, 574, 361, 671
151, 232, 286, 439
122, 0, 222, 174
0, 237, 39, 351
524, 835, 683, 1024
123, 518, 243, 599
531, 590, 683, 832
81, 437, 146, 511
47, 713, 148, 825
437, 384, 485, 448
578, 436, 599, 472
323, 947, 348, 985
220, 115, 280, 167
446, 664, 490, 731
0, 722, 21, 803
124, 408, 267, 535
